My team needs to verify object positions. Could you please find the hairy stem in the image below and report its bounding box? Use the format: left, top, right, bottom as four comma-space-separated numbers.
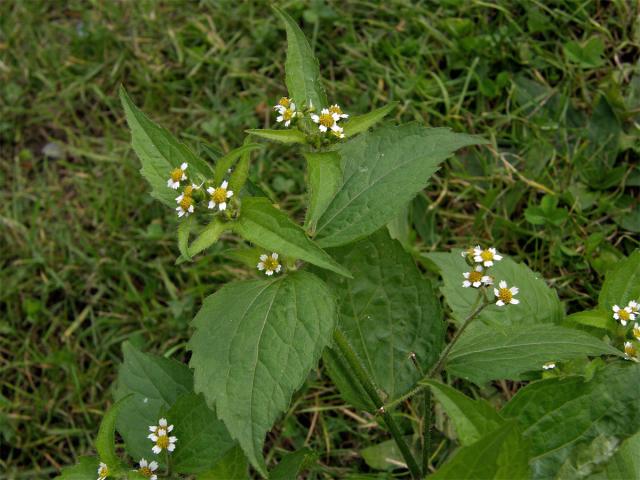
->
332, 329, 422, 479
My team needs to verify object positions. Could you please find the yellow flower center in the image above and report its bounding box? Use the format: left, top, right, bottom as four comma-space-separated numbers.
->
625, 343, 637, 357
263, 257, 280, 271
329, 105, 343, 115
480, 250, 494, 262
179, 196, 193, 211
468, 270, 483, 283
139, 467, 152, 478
283, 108, 294, 120
278, 97, 291, 108
211, 187, 227, 204
170, 167, 184, 182
156, 434, 169, 450
319, 113, 335, 128
620, 309, 630, 321
498, 288, 512, 303
183, 185, 194, 196
98, 465, 109, 477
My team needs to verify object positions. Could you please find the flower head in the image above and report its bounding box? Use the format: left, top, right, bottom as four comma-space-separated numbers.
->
273, 97, 292, 112
629, 300, 639, 315
138, 458, 159, 480
613, 304, 636, 326
542, 362, 556, 370
97, 462, 109, 480
328, 104, 349, 120
207, 181, 233, 211
257, 252, 282, 276
473, 246, 503, 267
148, 418, 177, 454
275, 100, 297, 127
624, 341, 637, 360
310, 108, 344, 137
462, 265, 493, 288
167, 162, 188, 189
494, 280, 519, 306
175, 194, 194, 218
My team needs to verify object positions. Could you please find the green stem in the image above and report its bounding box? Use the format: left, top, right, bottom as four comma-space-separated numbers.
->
333, 329, 422, 479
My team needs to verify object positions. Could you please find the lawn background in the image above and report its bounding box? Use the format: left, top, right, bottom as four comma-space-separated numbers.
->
1, 0, 638, 477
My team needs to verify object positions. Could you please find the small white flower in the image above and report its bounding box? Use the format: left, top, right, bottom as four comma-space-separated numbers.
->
167, 162, 188, 189
257, 252, 282, 276
462, 265, 493, 288
633, 323, 640, 341
613, 304, 636, 326
207, 180, 234, 211
311, 108, 344, 135
624, 341, 637, 360
175, 195, 195, 218
542, 362, 556, 370
494, 280, 519, 306
273, 96, 292, 113
328, 104, 349, 120
138, 458, 159, 480
629, 300, 639, 315
97, 462, 109, 480
148, 420, 177, 454
473, 246, 503, 267
276, 103, 297, 127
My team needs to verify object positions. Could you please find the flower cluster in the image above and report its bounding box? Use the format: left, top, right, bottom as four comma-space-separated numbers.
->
257, 252, 282, 276
165, 163, 234, 219
148, 418, 177, 454
614, 299, 640, 360
273, 97, 348, 138
461, 245, 519, 307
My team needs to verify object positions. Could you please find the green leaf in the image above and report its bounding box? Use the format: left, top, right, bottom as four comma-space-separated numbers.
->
167, 393, 235, 474
599, 249, 640, 311
56, 457, 99, 480
422, 380, 503, 446
602, 431, 640, 479
425, 250, 563, 327
447, 324, 623, 385
119, 86, 211, 207
213, 144, 261, 185
272, 7, 327, 109
315, 125, 487, 248
360, 437, 415, 471
114, 342, 193, 463
565, 308, 616, 332
342, 102, 398, 138
564, 37, 605, 68
322, 346, 375, 411
431, 422, 530, 480
319, 230, 444, 401
186, 220, 227, 259
246, 128, 307, 144
96, 396, 130, 471
189, 272, 337, 476
228, 139, 254, 192
197, 446, 249, 480
234, 196, 351, 278
502, 362, 640, 479
270, 449, 317, 480
178, 216, 194, 261
304, 151, 342, 232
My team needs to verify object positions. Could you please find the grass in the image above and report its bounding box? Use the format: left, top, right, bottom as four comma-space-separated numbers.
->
1, 0, 638, 477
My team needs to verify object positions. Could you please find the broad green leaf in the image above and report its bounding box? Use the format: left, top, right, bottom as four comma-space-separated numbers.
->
197, 446, 249, 480
273, 7, 327, 109
315, 125, 487, 248
322, 346, 375, 411
447, 324, 622, 384
565, 308, 616, 332
178, 216, 194, 261
431, 422, 530, 480
96, 396, 130, 471
167, 393, 235, 474
246, 128, 306, 144
234, 196, 352, 278
343, 102, 398, 138
119, 87, 211, 207
361, 437, 415, 471
189, 272, 337, 476
502, 362, 640, 479
114, 342, 193, 463
270, 449, 317, 480
213, 144, 261, 185
186, 219, 227, 258
425, 250, 563, 327
229, 139, 254, 192
598, 249, 640, 311
55, 457, 99, 480
601, 431, 640, 479
319, 230, 444, 401
223, 247, 264, 269
422, 380, 503, 446
304, 151, 342, 232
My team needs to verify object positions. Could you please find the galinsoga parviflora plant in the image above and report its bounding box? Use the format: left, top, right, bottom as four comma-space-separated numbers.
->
58, 7, 640, 480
